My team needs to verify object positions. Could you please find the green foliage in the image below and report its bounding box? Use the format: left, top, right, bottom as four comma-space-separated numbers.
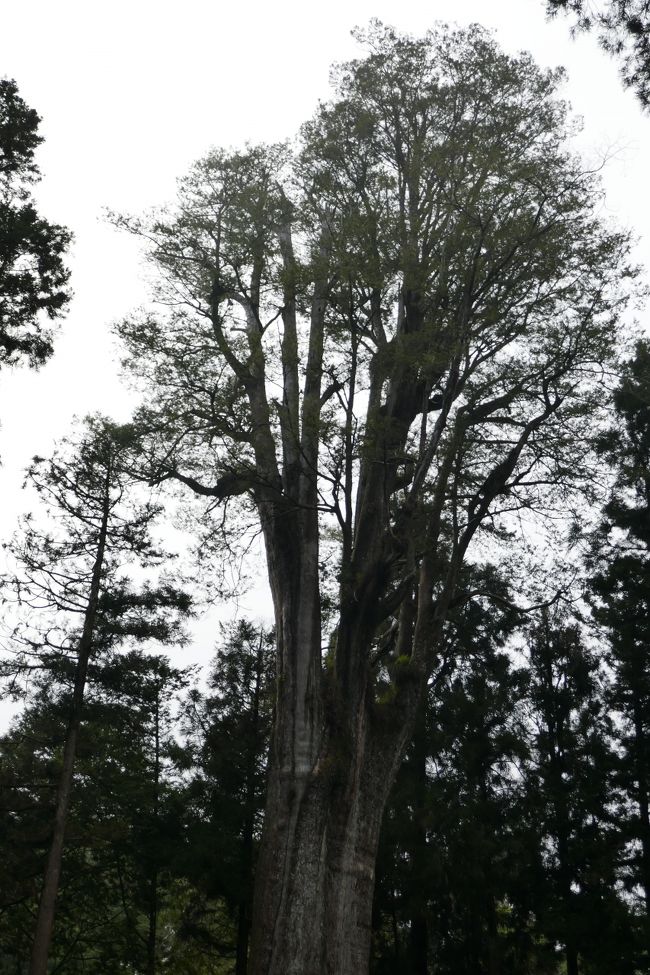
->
0, 78, 71, 368
371, 583, 641, 975
0, 652, 191, 972
588, 342, 650, 965
1, 416, 191, 693
177, 621, 274, 972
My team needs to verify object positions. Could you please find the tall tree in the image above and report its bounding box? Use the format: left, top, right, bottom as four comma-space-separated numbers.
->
372, 568, 532, 975
546, 1, 650, 107
0, 650, 191, 973
0, 78, 70, 369
524, 613, 634, 975
179, 620, 274, 974
590, 340, 650, 965
115, 24, 636, 974
1, 417, 191, 975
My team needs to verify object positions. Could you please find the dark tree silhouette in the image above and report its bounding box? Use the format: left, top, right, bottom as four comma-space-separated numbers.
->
0, 78, 71, 368
114, 23, 637, 973
0, 651, 191, 974
1, 417, 191, 975
590, 340, 650, 965
180, 620, 274, 975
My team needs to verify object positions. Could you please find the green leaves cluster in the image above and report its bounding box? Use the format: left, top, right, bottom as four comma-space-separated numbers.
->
0, 78, 71, 369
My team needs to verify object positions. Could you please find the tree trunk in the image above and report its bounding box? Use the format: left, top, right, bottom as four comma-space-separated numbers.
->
407, 707, 429, 975
565, 941, 579, 975
235, 632, 265, 975
146, 689, 160, 975
632, 694, 650, 956
248, 698, 409, 975
28, 494, 109, 975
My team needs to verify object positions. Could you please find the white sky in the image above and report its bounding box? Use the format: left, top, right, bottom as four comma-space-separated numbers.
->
0, 0, 649, 707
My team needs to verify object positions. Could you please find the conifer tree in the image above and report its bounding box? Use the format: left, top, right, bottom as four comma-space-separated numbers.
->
372, 568, 531, 975
590, 340, 650, 965
180, 620, 274, 975
524, 613, 634, 975
0, 78, 70, 369
546, 1, 650, 108
1, 417, 191, 975
0, 651, 191, 973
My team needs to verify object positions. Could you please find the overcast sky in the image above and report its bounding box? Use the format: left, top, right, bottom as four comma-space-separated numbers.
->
1, 0, 649, 696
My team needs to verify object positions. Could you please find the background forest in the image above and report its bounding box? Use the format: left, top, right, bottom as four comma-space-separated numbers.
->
2, 2, 650, 974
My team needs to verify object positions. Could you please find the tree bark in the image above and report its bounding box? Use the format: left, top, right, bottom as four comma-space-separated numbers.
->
146, 688, 160, 975
632, 691, 650, 955
28, 491, 109, 975
249, 704, 408, 975
407, 707, 429, 975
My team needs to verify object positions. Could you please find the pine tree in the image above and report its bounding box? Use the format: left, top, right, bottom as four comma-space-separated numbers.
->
546, 1, 650, 108
372, 568, 531, 975
0, 78, 70, 369
0, 650, 191, 973
1, 416, 191, 975
524, 613, 635, 975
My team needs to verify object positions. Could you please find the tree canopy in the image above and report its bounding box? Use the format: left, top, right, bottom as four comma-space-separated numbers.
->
0, 78, 71, 369
112, 22, 638, 974
1, 20, 648, 975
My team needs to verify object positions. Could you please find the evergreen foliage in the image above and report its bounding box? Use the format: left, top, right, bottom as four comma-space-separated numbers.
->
0, 78, 70, 368
1, 22, 649, 975
547, 1, 650, 107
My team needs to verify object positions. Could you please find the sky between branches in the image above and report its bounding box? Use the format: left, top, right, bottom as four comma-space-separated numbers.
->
0, 0, 649, 697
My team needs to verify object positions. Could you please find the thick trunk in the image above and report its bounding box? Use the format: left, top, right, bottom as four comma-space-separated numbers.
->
249, 702, 407, 975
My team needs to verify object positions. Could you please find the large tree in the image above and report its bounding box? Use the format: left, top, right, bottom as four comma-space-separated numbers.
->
115, 23, 636, 974
590, 340, 650, 964
0, 78, 70, 369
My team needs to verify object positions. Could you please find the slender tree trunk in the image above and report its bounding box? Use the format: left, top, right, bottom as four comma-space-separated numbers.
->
558, 842, 579, 975
407, 707, 429, 975
485, 893, 500, 975
146, 690, 160, 975
28, 497, 110, 975
632, 694, 650, 957
565, 940, 579, 975
390, 885, 402, 964
235, 633, 265, 975
235, 893, 251, 975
